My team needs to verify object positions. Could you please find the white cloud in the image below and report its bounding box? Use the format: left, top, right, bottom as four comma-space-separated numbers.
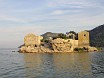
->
48, 0, 104, 10
0, 14, 27, 23
48, 0, 87, 7
50, 10, 65, 15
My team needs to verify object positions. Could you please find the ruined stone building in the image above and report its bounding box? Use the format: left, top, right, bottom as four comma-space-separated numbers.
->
78, 31, 90, 48
24, 33, 43, 46
66, 30, 90, 50
69, 39, 78, 51
22, 31, 90, 52
66, 33, 76, 40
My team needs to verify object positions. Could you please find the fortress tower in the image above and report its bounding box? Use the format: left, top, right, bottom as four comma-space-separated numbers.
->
24, 33, 43, 46
78, 31, 90, 48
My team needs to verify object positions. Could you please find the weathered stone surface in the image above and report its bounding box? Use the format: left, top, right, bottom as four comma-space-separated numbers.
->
50, 38, 72, 52
20, 38, 73, 53
78, 31, 90, 47
24, 33, 43, 46
20, 46, 26, 52
88, 46, 98, 52
20, 46, 53, 53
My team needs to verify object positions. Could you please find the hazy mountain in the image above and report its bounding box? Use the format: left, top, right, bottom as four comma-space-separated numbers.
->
41, 32, 61, 39
90, 24, 104, 47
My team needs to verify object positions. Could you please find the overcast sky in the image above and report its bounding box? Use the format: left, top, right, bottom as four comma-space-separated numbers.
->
0, 0, 104, 48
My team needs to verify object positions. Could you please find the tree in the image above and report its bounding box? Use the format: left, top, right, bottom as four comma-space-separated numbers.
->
58, 33, 67, 39
66, 31, 78, 40
69, 31, 77, 35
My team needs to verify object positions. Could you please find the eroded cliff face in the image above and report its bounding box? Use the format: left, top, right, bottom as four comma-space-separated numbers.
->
50, 38, 72, 52
20, 38, 72, 53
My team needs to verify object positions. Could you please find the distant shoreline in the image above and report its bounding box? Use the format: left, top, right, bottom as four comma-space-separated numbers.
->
19, 30, 101, 53
19, 50, 102, 53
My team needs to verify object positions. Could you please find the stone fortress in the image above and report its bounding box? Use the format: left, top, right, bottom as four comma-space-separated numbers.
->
19, 31, 98, 53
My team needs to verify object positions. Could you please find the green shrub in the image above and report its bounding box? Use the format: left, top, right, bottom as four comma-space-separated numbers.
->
44, 40, 49, 43
53, 37, 59, 40
58, 33, 67, 39
74, 48, 84, 52
97, 47, 102, 51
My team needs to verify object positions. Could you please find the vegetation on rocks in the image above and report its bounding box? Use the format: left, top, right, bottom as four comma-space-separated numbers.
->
74, 48, 84, 52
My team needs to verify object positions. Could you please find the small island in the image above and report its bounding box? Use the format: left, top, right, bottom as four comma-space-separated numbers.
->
19, 30, 100, 53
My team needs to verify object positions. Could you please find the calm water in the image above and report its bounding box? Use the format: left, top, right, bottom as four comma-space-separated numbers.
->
0, 48, 104, 78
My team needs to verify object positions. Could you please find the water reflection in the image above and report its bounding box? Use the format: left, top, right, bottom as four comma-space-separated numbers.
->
89, 52, 104, 78
53, 53, 92, 78
23, 54, 43, 78
23, 53, 93, 78
0, 49, 104, 78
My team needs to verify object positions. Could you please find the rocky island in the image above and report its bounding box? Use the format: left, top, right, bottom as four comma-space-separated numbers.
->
19, 30, 99, 53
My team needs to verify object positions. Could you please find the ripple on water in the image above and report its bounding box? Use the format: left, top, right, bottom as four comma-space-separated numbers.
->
0, 51, 104, 78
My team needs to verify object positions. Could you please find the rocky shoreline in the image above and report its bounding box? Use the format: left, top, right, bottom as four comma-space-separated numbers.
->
19, 38, 73, 53
19, 32, 101, 53
19, 47, 99, 53
19, 35, 99, 53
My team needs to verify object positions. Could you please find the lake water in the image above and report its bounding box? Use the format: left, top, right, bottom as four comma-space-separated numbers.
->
0, 48, 104, 78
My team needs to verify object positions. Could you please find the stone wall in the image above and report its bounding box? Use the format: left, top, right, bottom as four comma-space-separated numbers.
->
24, 33, 43, 46
78, 31, 90, 48
69, 39, 78, 51
50, 38, 72, 52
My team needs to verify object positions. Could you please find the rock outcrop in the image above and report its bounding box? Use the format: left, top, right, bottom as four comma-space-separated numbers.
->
50, 38, 72, 52
19, 37, 72, 53
88, 46, 98, 52
20, 45, 53, 53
